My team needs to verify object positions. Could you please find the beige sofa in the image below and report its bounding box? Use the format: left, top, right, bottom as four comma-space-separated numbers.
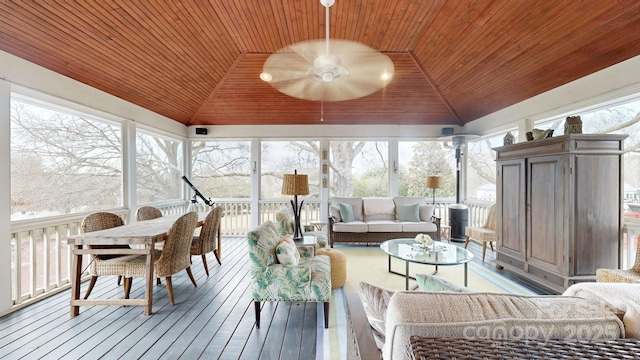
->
347, 283, 632, 360
328, 197, 440, 247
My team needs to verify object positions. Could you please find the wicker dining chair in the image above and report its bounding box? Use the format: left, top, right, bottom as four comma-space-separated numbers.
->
122, 212, 199, 305
191, 206, 224, 276
136, 206, 163, 221
81, 212, 130, 299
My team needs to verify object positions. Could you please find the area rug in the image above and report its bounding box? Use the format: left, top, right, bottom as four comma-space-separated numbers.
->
316, 246, 535, 360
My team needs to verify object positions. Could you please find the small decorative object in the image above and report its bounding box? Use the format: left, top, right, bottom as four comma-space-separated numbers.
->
564, 116, 583, 134
526, 128, 554, 141
503, 131, 515, 145
415, 233, 433, 247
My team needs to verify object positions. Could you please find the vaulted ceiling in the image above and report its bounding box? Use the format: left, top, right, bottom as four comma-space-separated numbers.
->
2, 1, 640, 127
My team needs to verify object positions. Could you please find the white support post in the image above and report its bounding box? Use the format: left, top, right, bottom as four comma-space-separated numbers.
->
0, 80, 13, 315
123, 122, 137, 223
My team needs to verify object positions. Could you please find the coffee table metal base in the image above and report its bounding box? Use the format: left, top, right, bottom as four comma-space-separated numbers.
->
388, 255, 468, 290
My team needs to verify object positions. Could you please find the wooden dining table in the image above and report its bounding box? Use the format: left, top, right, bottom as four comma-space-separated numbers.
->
66, 212, 206, 317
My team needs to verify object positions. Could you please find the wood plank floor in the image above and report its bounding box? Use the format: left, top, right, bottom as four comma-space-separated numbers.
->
0, 238, 551, 360
0, 238, 319, 360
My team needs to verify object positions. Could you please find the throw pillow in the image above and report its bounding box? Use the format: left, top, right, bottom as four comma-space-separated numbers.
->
397, 203, 420, 222
330, 205, 342, 222
338, 203, 355, 223
357, 281, 396, 350
419, 204, 435, 221
276, 235, 300, 265
415, 273, 473, 292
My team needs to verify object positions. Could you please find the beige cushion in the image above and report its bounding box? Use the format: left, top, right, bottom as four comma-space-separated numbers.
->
367, 220, 402, 232
330, 205, 342, 222
363, 197, 395, 216
332, 221, 368, 233
275, 235, 300, 265
419, 204, 435, 221
401, 222, 437, 232
358, 282, 395, 350
383, 291, 624, 360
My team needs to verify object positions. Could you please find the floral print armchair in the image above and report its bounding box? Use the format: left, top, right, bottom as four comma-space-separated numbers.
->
247, 220, 332, 328
275, 208, 329, 249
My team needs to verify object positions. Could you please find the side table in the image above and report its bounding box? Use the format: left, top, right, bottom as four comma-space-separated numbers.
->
440, 225, 451, 242
309, 221, 327, 231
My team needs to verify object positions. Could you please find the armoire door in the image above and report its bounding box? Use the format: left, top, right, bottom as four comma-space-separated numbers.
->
497, 159, 526, 260
527, 155, 565, 273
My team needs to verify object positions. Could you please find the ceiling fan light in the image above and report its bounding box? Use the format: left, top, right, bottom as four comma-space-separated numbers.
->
320, 0, 335, 8
379, 71, 393, 82
260, 72, 273, 82
322, 72, 334, 83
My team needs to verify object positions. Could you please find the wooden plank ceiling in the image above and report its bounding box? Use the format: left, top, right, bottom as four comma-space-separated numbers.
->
1, 1, 640, 127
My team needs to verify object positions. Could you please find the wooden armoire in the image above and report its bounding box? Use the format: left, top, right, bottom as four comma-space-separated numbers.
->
494, 134, 627, 293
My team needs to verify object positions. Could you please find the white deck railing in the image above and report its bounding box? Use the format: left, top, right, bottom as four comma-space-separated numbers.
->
16, 198, 633, 309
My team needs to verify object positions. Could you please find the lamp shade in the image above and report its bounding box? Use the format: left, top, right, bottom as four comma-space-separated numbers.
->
426, 176, 442, 189
282, 173, 310, 196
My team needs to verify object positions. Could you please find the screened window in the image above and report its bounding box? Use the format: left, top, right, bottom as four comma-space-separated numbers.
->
191, 140, 252, 199
398, 141, 456, 200
261, 141, 320, 199
329, 141, 388, 197
136, 130, 183, 204
535, 98, 640, 202
10, 96, 123, 220
466, 132, 516, 201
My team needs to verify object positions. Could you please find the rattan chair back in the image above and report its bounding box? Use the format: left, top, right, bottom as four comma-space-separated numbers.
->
136, 206, 163, 221
155, 212, 199, 277
191, 206, 223, 255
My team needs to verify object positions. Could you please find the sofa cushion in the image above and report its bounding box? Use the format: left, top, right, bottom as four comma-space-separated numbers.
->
401, 222, 437, 233
367, 220, 403, 232
383, 291, 624, 360
332, 221, 368, 233
329, 205, 342, 222
363, 197, 395, 216
358, 282, 395, 350
393, 197, 425, 220
415, 274, 473, 292
338, 203, 356, 223
563, 283, 640, 338
333, 197, 364, 221
419, 204, 435, 221
276, 235, 300, 265
397, 203, 420, 222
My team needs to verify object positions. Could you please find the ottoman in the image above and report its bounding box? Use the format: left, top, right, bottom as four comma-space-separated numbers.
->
316, 247, 347, 289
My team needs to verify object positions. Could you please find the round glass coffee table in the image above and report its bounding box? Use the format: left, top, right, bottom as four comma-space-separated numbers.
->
380, 238, 474, 290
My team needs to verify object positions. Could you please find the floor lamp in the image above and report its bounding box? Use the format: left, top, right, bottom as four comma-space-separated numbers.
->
426, 176, 442, 205
281, 170, 309, 240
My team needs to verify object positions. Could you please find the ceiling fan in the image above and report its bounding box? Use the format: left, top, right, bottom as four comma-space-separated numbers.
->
260, 0, 394, 102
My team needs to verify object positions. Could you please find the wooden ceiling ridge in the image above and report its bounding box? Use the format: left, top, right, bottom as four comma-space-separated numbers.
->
407, 50, 463, 126
188, 51, 248, 126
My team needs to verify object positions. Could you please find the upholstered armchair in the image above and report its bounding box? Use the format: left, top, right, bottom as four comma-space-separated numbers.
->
275, 208, 328, 249
464, 204, 497, 262
597, 240, 640, 283
247, 220, 332, 328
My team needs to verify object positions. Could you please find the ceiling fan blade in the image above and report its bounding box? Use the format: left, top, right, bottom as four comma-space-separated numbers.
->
262, 39, 394, 101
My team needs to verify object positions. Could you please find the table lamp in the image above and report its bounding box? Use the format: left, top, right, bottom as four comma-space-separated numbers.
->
281, 169, 309, 240
426, 176, 442, 205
